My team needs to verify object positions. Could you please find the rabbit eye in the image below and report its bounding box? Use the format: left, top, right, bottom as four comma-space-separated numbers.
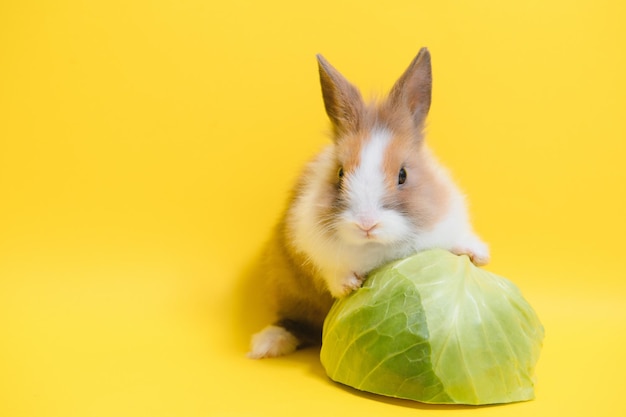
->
398, 167, 407, 185
337, 167, 344, 179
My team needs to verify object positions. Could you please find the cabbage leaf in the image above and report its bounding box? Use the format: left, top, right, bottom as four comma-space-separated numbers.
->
320, 249, 544, 405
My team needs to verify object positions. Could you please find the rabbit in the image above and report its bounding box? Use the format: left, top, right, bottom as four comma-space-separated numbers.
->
247, 48, 489, 359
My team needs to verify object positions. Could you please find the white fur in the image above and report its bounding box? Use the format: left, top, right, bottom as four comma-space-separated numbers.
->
290, 132, 489, 299
346, 128, 391, 226
338, 129, 413, 245
247, 325, 299, 359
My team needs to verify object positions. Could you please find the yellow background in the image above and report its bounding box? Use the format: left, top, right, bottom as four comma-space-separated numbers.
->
1, 1, 625, 416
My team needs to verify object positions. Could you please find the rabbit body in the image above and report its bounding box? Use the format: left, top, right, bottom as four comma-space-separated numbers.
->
248, 48, 489, 359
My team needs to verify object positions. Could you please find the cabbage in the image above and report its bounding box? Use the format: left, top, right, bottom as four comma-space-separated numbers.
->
320, 249, 544, 405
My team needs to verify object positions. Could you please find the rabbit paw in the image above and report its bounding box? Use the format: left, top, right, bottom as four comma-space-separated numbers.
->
327, 272, 366, 298
247, 325, 299, 359
452, 237, 490, 266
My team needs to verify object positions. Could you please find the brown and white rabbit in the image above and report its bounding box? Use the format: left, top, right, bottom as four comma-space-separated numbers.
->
248, 48, 489, 359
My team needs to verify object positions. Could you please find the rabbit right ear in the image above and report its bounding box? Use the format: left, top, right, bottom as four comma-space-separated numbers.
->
316, 54, 364, 137
387, 48, 432, 128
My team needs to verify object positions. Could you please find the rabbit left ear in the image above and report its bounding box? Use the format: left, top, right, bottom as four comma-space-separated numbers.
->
317, 54, 365, 138
387, 48, 432, 127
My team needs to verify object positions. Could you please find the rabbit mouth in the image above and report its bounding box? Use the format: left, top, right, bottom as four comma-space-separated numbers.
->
336, 208, 411, 246
338, 221, 395, 246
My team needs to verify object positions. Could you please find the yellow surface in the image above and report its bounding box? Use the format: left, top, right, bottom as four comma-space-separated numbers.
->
1, 1, 625, 416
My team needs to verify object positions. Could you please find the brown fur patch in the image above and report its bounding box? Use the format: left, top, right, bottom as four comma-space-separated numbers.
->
378, 100, 451, 231
265, 213, 333, 332
332, 104, 377, 168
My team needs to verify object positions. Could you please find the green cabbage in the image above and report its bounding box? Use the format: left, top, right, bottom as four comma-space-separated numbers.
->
320, 249, 544, 405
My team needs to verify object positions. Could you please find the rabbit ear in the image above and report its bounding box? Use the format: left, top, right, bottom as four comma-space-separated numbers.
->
388, 48, 432, 127
317, 54, 364, 137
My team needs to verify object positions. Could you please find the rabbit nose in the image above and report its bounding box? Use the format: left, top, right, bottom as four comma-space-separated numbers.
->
356, 218, 379, 235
